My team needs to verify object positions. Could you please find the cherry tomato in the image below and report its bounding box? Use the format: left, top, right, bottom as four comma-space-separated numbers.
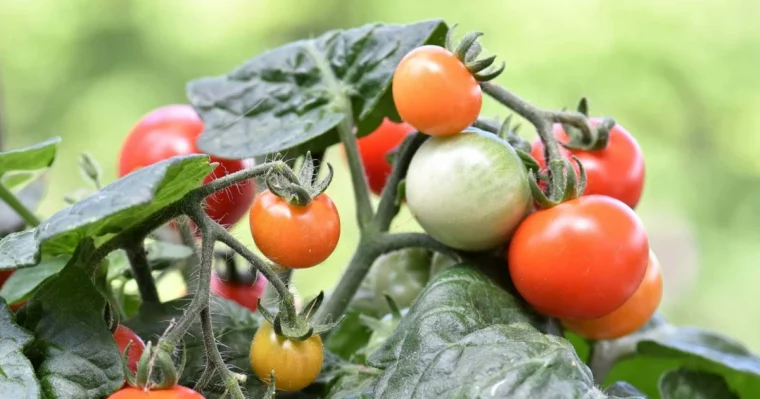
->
113, 325, 146, 375
530, 118, 645, 208
118, 105, 255, 228
563, 250, 663, 340
508, 195, 649, 319
107, 386, 205, 399
210, 272, 268, 312
392, 45, 481, 136
405, 128, 532, 251
356, 118, 415, 195
249, 190, 340, 269
250, 321, 323, 392
0, 270, 11, 287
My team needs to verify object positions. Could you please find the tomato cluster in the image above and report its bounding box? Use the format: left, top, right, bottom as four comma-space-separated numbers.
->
392, 43, 661, 339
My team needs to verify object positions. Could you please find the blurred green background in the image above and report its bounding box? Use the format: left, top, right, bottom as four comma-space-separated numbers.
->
2, 1, 759, 349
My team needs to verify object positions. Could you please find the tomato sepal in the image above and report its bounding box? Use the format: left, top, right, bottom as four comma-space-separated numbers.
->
557, 100, 615, 151
257, 290, 341, 340
443, 26, 505, 82
126, 339, 186, 390
264, 152, 334, 207
529, 157, 588, 209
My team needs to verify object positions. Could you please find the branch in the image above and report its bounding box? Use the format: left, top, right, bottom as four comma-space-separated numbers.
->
191, 161, 288, 199
199, 307, 246, 399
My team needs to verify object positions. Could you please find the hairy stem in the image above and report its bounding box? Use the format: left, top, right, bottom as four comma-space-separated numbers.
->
192, 161, 287, 199
314, 232, 461, 328
124, 240, 160, 304
0, 183, 40, 227
200, 307, 246, 399
177, 216, 200, 292
306, 41, 374, 229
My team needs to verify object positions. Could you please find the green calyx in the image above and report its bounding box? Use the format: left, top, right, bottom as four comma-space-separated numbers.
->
445, 25, 505, 82
265, 151, 334, 207
497, 114, 532, 153
559, 98, 615, 151
124, 339, 187, 390
529, 157, 587, 209
258, 290, 343, 341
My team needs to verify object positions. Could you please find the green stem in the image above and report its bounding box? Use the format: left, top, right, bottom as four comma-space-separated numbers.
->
305, 42, 374, 229
192, 160, 288, 199
124, 240, 161, 304
177, 216, 200, 293
0, 182, 40, 227
199, 307, 246, 399
314, 232, 461, 327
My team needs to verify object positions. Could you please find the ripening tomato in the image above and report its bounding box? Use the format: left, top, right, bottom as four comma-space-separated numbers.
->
113, 325, 146, 375
249, 190, 340, 269
392, 45, 481, 136
356, 118, 415, 195
562, 250, 662, 340
210, 272, 268, 312
250, 321, 323, 392
530, 118, 645, 208
405, 128, 532, 251
508, 195, 649, 319
118, 105, 255, 228
107, 386, 205, 399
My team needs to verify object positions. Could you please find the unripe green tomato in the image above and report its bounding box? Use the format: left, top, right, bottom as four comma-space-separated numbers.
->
405, 128, 532, 251
352, 248, 431, 317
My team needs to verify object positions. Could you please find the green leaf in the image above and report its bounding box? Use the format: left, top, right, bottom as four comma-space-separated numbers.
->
594, 314, 760, 398
325, 365, 379, 399
604, 381, 647, 398
188, 20, 447, 159
325, 308, 372, 362
16, 258, 123, 398
659, 369, 738, 399
0, 256, 69, 305
0, 174, 46, 238
125, 296, 265, 397
0, 137, 60, 176
0, 154, 212, 268
0, 299, 40, 399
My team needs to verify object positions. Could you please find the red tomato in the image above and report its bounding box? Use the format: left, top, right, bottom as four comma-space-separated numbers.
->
118, 105, 255, 228
210, 272, 268, 311
508, 195, 649, 319
392, 45, 481, 136
0, 270, 25, 311
108, 386, 205, 399
249, 190, 340, 269
113, 325, 146, 375
530, 118, 645, 208
563, 250, 663, 340
356, 118, 415, 195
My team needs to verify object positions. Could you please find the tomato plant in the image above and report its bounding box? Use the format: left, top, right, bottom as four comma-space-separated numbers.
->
210, 272, 267, 312
113, 324, 146, 375
392, 45, 481, 136
508, 195, 650, 319
250, 321, 323, 392
108, 386, 205, 399
118, 104, 255, 228
0, 270, 11, 287
356, 118, 415, 195
249, 189, 340, 269
530, 118, 645, 208
405, 128, 532, 251
563, 250, 663, 340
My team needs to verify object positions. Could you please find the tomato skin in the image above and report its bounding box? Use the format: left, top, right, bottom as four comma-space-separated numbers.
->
563, 250, 663, 340
405, 128, 532, 251
249, 190, 340, 269
356, 118, 415, 195
118, 105, 255, 228
530, 118, 645, 208
392, 45, 482, 136
210, 273, 268, 312
508, 195, 649, 319
250, 321, 323, 392
113, 325, 146, 376
107, 386, 205, 399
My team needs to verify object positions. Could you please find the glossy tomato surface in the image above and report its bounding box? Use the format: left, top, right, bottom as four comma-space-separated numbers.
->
210, 272, 268, 312
392, 45, 481, 136
508, 195, 649, 319
118, 104, 255, 228
249, 190, 340, 268
250, 321, 323, 392
405, 128, 532, 251
356, 118, 415, 195
563, 250, 663, 340
108, 386, 205, 399
530, 118, 645, 208
113, 324, 146, 375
